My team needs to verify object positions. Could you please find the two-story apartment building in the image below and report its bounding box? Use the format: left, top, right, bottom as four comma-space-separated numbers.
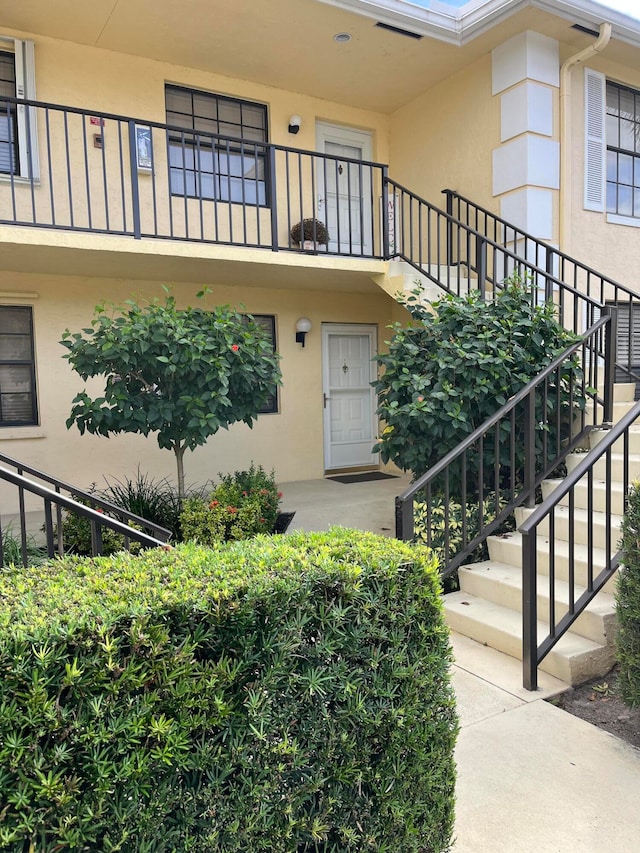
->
0, 0, 639, 494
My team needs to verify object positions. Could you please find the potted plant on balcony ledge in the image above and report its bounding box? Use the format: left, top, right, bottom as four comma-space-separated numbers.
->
290, 218, 329, 251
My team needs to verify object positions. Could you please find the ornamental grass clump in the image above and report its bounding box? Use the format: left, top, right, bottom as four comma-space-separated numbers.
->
0, 529, 457, 852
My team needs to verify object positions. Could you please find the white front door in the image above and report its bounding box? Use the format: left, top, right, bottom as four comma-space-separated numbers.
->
322, 324, 378, 470
316, 122, 373, 255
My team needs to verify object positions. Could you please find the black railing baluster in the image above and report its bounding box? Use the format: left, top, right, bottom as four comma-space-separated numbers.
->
269, 145, 278, 251
127, 120, 141, 239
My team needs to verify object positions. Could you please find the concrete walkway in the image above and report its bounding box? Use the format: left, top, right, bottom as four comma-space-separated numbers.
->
279, 475, 640, 852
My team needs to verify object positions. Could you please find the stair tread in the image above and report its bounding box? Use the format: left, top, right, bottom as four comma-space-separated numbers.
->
444, 591, 607, 656
517, 504, 623, 528
459, 560, 616, 611
491, 530, 612, 563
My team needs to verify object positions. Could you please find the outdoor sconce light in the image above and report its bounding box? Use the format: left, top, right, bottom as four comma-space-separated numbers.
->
288, 115, 302, 134
295, 317, 312, 347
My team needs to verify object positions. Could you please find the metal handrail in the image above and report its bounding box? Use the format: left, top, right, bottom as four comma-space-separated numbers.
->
0, 451, 171, 542
442, 187, 640, 383
519, 397, 640, 690
395, 318, 612, 577
0, 464, 169, 565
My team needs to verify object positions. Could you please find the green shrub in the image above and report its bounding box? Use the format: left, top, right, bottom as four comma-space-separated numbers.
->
0, 530, 457, 852
60, 501, 145, 557
1, 523, 48, 567
374, 278, 585, 494
617, 482, 640, 707
180, 464, 281, 543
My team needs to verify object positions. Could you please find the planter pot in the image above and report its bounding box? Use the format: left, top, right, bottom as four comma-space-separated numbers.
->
273, 511, 296, 535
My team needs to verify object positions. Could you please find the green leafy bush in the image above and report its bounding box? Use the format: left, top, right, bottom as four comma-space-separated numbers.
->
617, 482, 640, 707
180, 464, 281, 543
374, 279, 584, 494
60, 503, 145, 556
0, 530, 457, 852
414, 492, 515, 590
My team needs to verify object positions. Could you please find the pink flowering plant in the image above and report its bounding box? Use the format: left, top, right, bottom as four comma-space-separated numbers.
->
180, 463, 283, 543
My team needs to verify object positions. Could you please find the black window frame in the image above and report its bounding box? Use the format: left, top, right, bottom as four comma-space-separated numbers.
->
165, 84, 270, 207
0, 305, 38, 427
247, 313, 278, 415
606, 80, 640, 219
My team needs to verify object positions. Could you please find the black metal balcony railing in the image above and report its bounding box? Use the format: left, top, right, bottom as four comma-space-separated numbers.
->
0, 96, 387, 257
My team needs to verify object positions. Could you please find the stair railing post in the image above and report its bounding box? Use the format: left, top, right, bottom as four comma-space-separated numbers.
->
395, 495, 414, 541
602, 305, 617, 425
522, 526, 539, 691
545, 248, 555, 304
442, 188, 454, 266
268, 143, 279, 252
476, 235, 487, 300
382, 166, 390, 259
523, 389, 536, 508
127, 120, 142, 239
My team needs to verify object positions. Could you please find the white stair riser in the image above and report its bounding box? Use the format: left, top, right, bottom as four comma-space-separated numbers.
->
567, 452, 640, 482
542, 479, 626, 515
458, 564, 616, 645
596, 383, 637, 402
590, 428, 640, 454
487, 535, 618, 593
444, 594, 616, 684
515, 506, 622, 551
584, 400, 637, 422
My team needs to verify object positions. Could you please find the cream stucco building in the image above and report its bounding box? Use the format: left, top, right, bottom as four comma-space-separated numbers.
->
0, 0, 639, 495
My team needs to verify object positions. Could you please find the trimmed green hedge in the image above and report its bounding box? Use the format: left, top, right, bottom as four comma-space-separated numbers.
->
0, 529, 457, 852
617, 484, 640, 707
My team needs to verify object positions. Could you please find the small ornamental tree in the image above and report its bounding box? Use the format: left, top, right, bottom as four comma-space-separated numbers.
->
373, 279, 583, 492
61, 294, 281, 499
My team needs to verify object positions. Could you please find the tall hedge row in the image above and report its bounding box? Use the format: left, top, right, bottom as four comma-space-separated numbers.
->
0, 529, 457, 852
617, 484, 640, 707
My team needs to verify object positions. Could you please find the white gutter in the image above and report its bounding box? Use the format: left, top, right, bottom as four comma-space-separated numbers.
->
559, 21, 612, 255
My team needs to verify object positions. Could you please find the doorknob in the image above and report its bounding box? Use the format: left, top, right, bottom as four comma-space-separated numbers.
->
318, 196, 325, 207
323, 393, 331, 408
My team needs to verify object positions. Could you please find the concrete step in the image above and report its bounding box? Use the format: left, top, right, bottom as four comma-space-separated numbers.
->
542, 477, 626, 516
515, 504, 622, 551
590, 425, 640, 453
487, 530, 618, 593
596, 383, 637, 402
566, 450, 640, 482
585, 399, 637, 423
443, 591, 616, 685
458, 560, 617, 645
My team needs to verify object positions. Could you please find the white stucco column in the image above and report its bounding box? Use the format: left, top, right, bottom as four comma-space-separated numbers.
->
492, 31, 560, 250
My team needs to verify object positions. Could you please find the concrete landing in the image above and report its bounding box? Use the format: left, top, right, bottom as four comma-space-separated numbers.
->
451, 633, 640, 853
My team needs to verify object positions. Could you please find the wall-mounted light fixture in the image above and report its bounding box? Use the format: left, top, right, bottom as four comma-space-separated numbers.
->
288, 115, 302, 134
295, 317, 312, 347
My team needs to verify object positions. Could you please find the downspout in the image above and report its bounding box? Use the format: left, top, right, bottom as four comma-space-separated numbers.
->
560, 22, 612, 256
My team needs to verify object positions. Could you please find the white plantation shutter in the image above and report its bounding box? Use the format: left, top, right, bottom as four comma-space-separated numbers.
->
584, 67, 606, 212
0, 37, 38, 180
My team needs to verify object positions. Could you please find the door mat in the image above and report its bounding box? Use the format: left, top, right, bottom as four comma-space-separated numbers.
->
327, 472, 399, 484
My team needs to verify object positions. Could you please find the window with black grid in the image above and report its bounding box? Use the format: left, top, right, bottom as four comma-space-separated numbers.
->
165, 85, 268, 205
0, 306, 38, 426
606, 81, 640, 218
0, 50, 18, 175
247, 314, 278, 414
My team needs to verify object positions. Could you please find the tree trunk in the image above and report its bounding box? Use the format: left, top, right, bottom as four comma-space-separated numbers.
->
174, 443, 186, 502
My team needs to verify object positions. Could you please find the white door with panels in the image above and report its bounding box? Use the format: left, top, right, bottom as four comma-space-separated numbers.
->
316, 122, 373, 255
322, 324, 378, 470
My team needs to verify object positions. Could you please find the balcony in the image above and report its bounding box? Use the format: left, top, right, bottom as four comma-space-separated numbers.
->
0, 96, 390, 289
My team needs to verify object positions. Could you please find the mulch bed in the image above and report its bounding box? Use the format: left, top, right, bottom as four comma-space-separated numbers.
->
549, 665, 640, 750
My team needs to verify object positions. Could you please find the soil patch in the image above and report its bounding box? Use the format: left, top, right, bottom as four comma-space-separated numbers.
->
549, 665, 640, 750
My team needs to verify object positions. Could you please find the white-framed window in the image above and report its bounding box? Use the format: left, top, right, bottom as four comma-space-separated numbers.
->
0, 36, 38, 180
606, 80, 640, 218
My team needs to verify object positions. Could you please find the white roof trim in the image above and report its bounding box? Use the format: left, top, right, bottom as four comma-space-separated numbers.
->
315, 0, 640, 47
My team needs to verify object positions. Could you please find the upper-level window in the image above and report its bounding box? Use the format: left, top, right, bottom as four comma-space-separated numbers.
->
0, 306, 38, 426
165, 85, 268, 205
606, 81, 640, 218
0, 50, 18, 174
